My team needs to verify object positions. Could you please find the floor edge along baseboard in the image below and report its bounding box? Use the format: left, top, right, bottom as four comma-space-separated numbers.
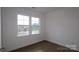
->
11, 40, 78, 52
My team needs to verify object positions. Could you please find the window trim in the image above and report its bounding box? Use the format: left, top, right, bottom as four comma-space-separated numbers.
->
31, 16, 40, 35
17, 14, 41, 37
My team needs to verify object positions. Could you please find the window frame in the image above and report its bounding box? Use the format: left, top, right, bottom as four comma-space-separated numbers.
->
31, 16, 41, 35
17, 14, 41, 37
17, 14, 30, 37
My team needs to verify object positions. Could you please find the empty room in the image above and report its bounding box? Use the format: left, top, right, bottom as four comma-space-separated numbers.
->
0, 7, 79, 52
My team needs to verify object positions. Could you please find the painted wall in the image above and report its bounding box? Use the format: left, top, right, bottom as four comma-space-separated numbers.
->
45, 8, 79, 51
2, 7, 79, 51
0, 7, 1, 49
2, 7, 45, 51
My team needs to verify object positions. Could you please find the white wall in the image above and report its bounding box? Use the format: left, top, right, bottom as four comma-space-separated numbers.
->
45, 8, 79, 51
0, 7, 1, 49
2, 7, 79, 51
2, 7, 45, 51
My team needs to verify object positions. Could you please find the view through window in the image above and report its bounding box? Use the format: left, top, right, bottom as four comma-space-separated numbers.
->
17, 15, 30, 36
31, 17, 40, 34
17, 14, 40, 36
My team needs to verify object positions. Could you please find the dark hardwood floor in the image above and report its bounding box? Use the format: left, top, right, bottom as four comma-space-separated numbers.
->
11, 40, 78, 52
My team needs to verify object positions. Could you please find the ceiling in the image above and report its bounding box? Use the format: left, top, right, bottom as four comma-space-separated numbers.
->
24, 7, 59, 14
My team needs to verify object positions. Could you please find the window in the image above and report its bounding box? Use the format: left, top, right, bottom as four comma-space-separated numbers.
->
31, 17, 40, 34
17, 14, 40, 37
17, 15, 30, 36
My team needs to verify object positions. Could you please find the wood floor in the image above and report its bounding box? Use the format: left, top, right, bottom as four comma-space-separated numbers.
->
12, 40, 77, 52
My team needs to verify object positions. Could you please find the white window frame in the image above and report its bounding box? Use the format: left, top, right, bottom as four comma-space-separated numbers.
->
17, 14, 40, 37
31, 17, 40, 35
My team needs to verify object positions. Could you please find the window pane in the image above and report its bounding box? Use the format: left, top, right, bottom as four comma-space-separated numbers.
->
18, 15, 24, 19
24, 16, 29, 25
17, 25, 29, 36
31, 17, 40, 25
17, 14, 30, 36
31, 17, 40, 34
17, 15, 24, 25
17, 20, 24, 25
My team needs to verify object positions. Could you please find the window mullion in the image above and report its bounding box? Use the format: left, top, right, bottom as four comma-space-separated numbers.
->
29, 16, 32, 35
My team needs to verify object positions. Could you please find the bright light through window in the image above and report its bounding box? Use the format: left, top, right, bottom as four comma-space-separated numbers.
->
17, 15, 24, 25
31, 17, 40, 34
31, 17, 40, 25
17, 14, 30, 36
17, 14, 40, 37
17, 15, 29, 25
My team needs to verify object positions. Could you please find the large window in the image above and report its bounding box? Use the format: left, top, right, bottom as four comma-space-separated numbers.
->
17, 15, 30, 36
17, 14, 40, 37
31, 17, 40, 34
